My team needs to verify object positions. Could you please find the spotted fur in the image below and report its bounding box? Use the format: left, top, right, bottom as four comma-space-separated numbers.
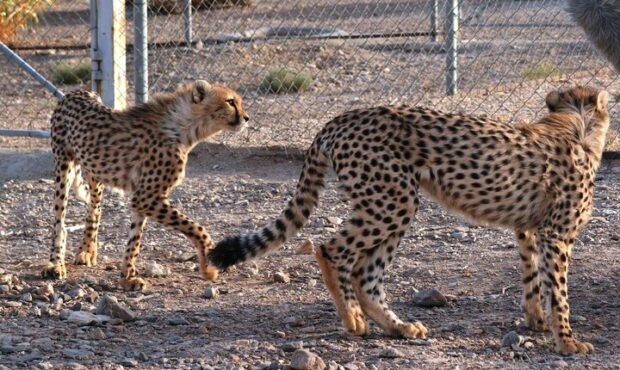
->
210, 86, 609, 355
43, 80, 249, 290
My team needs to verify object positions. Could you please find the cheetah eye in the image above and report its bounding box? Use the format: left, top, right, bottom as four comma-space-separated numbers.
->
226, 99, 235, 106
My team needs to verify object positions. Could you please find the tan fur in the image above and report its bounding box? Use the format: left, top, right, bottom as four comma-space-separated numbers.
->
42, 80, 249, 290
211, 86, 609, 355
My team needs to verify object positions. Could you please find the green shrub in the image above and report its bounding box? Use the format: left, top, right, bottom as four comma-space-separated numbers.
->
51, 62, 91, 85
520, 62, 562, 80
260, 67, 313, 94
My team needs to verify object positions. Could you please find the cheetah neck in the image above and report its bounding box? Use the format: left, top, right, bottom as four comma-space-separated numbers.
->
162, 98, 222, 150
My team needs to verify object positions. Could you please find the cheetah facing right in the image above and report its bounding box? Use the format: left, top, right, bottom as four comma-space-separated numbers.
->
209, 86, 610, 355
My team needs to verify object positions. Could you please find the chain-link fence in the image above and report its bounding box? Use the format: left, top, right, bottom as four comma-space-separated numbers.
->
1, 0, 619, 151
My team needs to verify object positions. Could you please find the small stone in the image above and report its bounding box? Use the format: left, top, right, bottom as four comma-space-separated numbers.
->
137, 352, 149, 361
413, 288, 447, 308
307, 279, 317, 288
20, 348, 43, 362
326, 217, 343, 225
501, 331, 522, 348
281, 341, 303, 352
296, 240, 315, 255
20, 292, 33, 303
36, 284, 54, 297
285, 316, 305, 327
63, 348, 94, 360
168, 316, 190, 326
551, 360, 569, 368
67, 288, 85, 300
570, 314, 586, 322
203, 286, 219, 299
274, 272, 291, 284
0, 285, 9, 294
71, 302, 82, 311
275, 330, 286, 338
90, 327, 107, 340
290, 349, 326, 370
37, 361, 54, 370
59, 309, 72, 320
30, 306, 42, 317
95, 294, 136, 321
144, 261, 170, 278
378, 347, 405, 358
66, 311, 110, 326
121, 358, 138, 367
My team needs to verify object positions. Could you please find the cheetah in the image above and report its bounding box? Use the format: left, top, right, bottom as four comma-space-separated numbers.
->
209, 86, 610, 355
42, 80, 249, 290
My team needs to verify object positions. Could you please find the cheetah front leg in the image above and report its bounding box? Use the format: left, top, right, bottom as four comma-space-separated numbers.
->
75, 179, 103, 267
538, 232, 593, 355
516, 230, 547, 331
42, 158, 72, 280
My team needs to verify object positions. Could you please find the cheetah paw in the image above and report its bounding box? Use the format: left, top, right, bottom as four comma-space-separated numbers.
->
201, 265, 219, 281
342, 309, 369, 336
556, 338, 594, 355
394, 321, 428, 339
41, 263, 66, 280
119, 277, 147, 291
75, 250, 97, 267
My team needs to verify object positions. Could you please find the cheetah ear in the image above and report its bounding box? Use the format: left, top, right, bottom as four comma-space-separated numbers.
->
595, 90, 608, 111
192, 80, 212, 103
545, 90, 561, 112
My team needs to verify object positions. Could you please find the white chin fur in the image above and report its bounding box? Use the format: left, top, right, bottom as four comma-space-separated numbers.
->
231, 121, 247, 133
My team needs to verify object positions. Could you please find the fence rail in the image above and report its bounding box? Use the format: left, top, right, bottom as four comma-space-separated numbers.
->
0, 0, 619, 151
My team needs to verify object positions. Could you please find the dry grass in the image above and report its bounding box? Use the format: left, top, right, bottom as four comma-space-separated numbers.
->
0, 0, 49, 44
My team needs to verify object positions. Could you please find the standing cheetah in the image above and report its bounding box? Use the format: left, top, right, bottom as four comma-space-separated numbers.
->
209, 86, 610, 355
43, 80, 249, 290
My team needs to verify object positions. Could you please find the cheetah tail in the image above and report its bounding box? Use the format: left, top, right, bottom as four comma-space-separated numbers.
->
69, 163, 90, 204
208, 140, 330, 270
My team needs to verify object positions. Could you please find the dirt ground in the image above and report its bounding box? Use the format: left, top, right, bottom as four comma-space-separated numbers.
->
0, 144, 619, 370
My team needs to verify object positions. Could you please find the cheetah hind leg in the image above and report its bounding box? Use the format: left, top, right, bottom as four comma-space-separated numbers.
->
75, 179, 104, 267
315, 245, 368, 335
351, 235, 427, 339
516, 230, 548, 332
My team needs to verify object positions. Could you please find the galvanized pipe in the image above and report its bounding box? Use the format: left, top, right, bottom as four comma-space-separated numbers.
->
134, 0, 148, 103
0, 129, 51, 138
445, 0, 459, 96
0, 42, 64, 100
184, 0, 192, 45
431, 0, 439, 42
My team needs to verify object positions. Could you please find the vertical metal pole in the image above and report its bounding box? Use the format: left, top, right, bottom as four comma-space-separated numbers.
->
96, 0, 126, 109
445, 0, 459, 96
183, 0, 192, 45
134, 0, 148, 103
90, 0, 101, 95
431, 0, 439, 42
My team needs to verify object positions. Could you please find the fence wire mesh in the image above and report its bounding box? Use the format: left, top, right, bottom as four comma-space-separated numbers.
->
1, 0, 619, 151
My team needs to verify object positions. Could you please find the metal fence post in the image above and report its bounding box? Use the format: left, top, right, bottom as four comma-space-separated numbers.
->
445, 0, 459, 96
184, 0, 192, 45
431, 0, 439, 42
92, 0, 126, 109
134, 0, 148, 103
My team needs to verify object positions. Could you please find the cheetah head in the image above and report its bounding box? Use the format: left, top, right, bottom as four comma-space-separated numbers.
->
545, 86, 609, 128
189, 80, 250, 133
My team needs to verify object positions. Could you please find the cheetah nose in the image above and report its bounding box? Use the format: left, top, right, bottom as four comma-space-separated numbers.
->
243, 115, 250, 122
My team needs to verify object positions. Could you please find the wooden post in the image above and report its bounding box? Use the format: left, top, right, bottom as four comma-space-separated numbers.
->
90, 0, 126, 109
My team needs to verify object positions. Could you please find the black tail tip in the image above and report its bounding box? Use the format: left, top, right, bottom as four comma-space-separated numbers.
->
208, 236, 247, 269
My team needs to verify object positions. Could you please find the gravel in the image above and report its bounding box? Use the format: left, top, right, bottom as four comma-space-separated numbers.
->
0, 149, 618, 368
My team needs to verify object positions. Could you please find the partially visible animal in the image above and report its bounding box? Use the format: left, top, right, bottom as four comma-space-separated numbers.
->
568, 0, 620, 72
42, 80, 249, 290
210, 86, 609, 355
